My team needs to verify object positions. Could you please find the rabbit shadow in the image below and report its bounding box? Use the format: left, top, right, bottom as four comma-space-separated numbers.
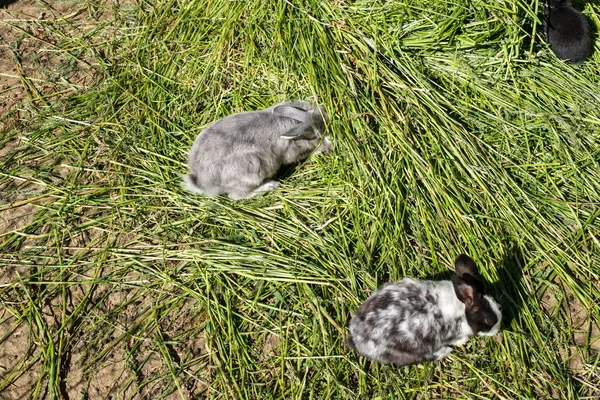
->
488, 245, 527, 329
273, 163, 300, 182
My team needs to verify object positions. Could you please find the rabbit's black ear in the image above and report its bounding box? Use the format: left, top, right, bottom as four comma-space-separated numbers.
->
454, 254, 486, 293
280, 123, 318, 140
273, 105, 308, 123
454, 254, 483, 281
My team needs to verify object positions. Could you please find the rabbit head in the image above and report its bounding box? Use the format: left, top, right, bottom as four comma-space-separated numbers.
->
272, 104, 328, 141
451, 254, 502, 337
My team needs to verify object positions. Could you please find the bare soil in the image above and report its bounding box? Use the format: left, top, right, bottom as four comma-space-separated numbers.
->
0, 0, 97, 130
539, 282, 600, 394
0, 1, 122, 398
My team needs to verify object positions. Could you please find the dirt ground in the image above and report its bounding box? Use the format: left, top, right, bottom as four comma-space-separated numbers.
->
0, 2, 135, 398
0, 0, 96, 130
1, 0, 91, 281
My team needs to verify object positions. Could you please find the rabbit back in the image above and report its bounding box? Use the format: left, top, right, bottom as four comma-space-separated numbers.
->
186, 111, 297, 197
348, 279, 471, 365
545, 3, 592, 63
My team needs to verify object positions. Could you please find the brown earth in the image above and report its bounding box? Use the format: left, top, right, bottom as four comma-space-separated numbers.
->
0, 0, 97, 130
539, 282, 600, 396
0, 1, 128, 398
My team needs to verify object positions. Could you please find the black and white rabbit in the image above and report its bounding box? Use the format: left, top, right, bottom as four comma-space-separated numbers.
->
347, 254, 502, 366
544, 0, 592, 64
184, 101, 331, 200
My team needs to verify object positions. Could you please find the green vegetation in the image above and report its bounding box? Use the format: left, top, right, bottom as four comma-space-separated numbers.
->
1, 0, 599, 398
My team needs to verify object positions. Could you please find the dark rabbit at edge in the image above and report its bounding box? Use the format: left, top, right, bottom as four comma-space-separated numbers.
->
347, 254, 502, 366
544, 0, 592, 64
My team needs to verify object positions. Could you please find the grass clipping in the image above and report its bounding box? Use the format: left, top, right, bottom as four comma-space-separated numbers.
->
1, 0, 600, 398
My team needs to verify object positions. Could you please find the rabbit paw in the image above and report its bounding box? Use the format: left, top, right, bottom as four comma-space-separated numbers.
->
450, 336, 470, 346
312, 136, 332, 156
433, 346, 453, 360
250, 180, 281, 197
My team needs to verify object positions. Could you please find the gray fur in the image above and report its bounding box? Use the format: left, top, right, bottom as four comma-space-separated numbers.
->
347, 255, 502, 366
184, 101, 331, 200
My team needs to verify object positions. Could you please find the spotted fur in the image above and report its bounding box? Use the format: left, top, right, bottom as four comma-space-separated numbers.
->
347, 254, 502, 366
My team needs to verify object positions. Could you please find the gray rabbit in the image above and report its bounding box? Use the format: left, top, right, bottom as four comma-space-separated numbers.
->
184, 101, 331, 200
347, 255, 502, 366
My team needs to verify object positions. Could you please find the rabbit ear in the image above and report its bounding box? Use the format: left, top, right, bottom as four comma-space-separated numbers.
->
280, 123, 318, 140
454, 254, 483, 282
273, 105, 308, 123
451, 275, 478, 308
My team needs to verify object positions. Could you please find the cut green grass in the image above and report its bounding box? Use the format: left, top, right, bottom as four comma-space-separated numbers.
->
1, 0, 599, 398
